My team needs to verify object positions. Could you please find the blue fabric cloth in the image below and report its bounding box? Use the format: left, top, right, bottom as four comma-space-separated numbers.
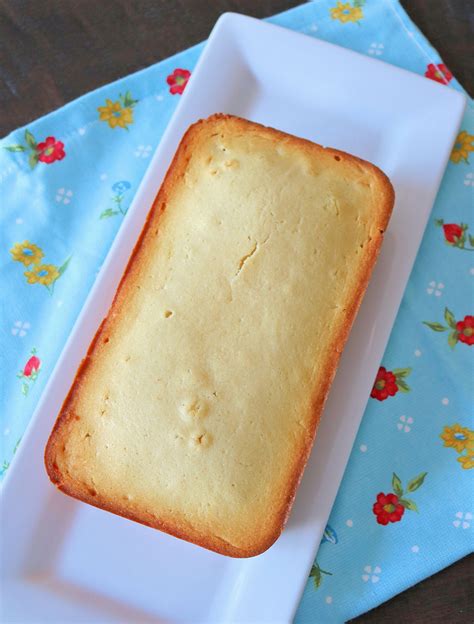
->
1, 1, 472, 621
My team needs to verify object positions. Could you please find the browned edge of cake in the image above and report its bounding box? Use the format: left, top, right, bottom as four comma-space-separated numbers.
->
45, 114, 395, 558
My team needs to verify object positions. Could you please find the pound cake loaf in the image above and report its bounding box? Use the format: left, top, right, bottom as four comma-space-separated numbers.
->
45, 114, 394, 557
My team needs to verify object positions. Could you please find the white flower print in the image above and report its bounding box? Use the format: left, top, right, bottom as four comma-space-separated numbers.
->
56, 188, 73, 204
453, 512, 472, 529
464, 172, 474, 187
134, 144, 153, 158
426, 280, 444, 296
11, 321, 30, 337
397, 415, 414, 432
362, 565, 381, 583
368, 43, 384, 56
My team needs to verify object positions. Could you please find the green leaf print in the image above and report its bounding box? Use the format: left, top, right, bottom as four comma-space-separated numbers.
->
407, 472, 427, 492
24, 129, 37, 149
392, 368, 411, 378
28, 151, 39, 169
100, 208, 120, 219
444, 308, 457, 329
399, 498, 418, 512
448, 331, 459, 349
4, 145, 26, 152
309, 563, 332, 590
57, 256, 72, 277
392, 473, 403, 497
422, 321, 447, 332
396, 379, 410, 393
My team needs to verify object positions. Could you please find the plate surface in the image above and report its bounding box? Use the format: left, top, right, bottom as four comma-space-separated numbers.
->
0, 13, 465, 624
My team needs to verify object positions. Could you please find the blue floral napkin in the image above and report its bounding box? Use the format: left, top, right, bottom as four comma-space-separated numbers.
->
1, 1, 472, 621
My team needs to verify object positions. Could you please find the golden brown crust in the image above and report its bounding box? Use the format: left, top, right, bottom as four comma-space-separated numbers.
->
45, 114, 394, 558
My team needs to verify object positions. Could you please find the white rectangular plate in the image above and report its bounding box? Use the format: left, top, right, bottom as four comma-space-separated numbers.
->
1, 13, 465, 624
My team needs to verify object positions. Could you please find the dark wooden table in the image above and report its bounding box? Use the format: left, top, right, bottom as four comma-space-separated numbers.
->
1, 1, 472, 622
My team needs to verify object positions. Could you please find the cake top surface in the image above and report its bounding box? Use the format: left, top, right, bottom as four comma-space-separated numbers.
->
46, 114, 393, 556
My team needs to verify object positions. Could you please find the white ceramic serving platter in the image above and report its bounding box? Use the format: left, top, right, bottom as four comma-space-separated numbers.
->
1, 12, 466, 624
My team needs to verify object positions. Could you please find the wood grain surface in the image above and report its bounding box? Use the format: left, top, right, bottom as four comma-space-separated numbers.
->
0, 1, 473, 622
0, 0, 472, 136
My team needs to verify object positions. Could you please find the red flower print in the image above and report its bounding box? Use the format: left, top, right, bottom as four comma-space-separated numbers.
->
443, 223, 463, 244
23, 355, 41, 377
425, 63, 453, 85
371, 367, 398, 401
36, 136, 65, 164
371, 366, 411, 400
373, 472, 427, 526
17, 348, 41, 396
424, 308, 474, 348
373, 493, 405, 525
167, 69, 191, 95
435, 219, 473, 251
456, 316, 474, 346
4, 129, 65, 169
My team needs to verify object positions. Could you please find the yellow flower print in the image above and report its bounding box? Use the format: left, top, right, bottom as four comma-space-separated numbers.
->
24, 264, 60, 286
10, 241, 70, 293
450, 130, 474, 164
440, 423, 474, 453
458, 452, 474, 470
10, 241, 44, 266
330, 1, 364, 24
97, 99, 133, 129
97, 91, 138, 130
